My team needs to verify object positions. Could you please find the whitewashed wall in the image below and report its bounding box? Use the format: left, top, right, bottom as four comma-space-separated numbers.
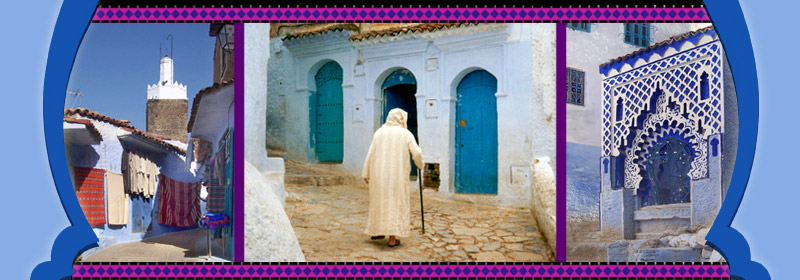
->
566, 23, 712, 146
269, 24, 556, 208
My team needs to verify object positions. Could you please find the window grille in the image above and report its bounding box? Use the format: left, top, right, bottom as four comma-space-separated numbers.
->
566, 68, 585, 105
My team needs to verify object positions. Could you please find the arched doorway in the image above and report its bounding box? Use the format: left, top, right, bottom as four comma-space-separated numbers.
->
455, 70, 498, 194
645, 137, 693, 205
311, 61, 344, 162
381, 69, 418, 176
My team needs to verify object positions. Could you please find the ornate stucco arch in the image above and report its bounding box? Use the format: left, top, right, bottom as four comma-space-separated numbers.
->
623, 92, 708, 190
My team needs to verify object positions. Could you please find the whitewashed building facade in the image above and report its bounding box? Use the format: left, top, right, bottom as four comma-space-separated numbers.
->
265, 23, 556, 208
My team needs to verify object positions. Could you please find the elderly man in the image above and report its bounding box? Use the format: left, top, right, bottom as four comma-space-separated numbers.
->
361, 108, 424, 247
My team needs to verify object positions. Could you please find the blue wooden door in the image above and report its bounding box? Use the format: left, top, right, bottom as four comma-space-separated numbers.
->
313, 62, 344, 162
131, 195, 152, 233
455, 70, 498, 194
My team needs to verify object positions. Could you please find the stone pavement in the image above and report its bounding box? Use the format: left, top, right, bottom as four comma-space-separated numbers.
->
79, 228, 229, 262
285, 182, 555, 262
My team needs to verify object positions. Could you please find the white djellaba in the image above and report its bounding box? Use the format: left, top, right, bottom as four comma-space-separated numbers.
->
361, 108, 424, 238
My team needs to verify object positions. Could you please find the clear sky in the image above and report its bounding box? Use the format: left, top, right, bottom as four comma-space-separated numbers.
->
67, 23, 216, 129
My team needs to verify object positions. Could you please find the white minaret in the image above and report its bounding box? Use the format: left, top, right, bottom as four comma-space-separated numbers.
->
146, 55, 189, 142
147, 55, 187, 100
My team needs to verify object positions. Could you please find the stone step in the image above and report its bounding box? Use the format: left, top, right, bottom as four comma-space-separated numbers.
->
637, 247, 702, 262
285, 174, 362, 186
567, 242, 609, 262
634, 203, 691, 235
635, 232, 671, 240
633, 203, 691, 221
283, 160, 363, 187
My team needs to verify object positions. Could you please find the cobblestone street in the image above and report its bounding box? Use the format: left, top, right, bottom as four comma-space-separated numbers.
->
285, 181, 555, 262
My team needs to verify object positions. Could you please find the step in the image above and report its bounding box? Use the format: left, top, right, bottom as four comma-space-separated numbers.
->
567, 242, 609, 262
637, 247, 702, 262
285, 174, 362, 186
634, 203, 691, 236
633, 203, 691, 221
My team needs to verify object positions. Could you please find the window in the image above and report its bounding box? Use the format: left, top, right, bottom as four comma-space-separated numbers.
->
568, 22, 591, 32
566, 68, 585, 105
624, 23, 651, 47
700, 72, 710, 100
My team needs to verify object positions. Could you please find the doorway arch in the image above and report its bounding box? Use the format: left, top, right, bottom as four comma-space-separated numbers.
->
381, 69, 418, 176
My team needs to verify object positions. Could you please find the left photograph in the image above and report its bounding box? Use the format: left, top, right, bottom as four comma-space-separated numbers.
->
63, 23, 236, 262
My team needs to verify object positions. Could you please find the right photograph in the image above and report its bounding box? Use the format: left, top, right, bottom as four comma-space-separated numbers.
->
566, 22, 736, 262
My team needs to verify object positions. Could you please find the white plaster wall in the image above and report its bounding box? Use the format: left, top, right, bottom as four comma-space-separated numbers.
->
245, 23, 305, 261
530, 23, 557, 179
566, 23, 712, 146
266, 38, 290, 152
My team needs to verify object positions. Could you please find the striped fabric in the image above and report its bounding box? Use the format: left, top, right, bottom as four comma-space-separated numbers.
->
157, 175, 201, 227
206, 179, 226, 214
74, 167, 106, 226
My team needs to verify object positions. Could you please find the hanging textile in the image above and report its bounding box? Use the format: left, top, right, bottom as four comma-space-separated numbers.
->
198, 213, 229, 230
122, 150, 158, 198
157, 174, 201, 227
73, 167, 106, 226
106, 171, 129, 225
206, 180, 226, 213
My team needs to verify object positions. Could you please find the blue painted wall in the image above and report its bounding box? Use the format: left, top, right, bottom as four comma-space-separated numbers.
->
567, 142, 602, 223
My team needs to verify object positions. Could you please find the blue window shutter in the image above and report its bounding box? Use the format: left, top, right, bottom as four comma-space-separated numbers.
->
624, 23, 650, 47
567, 22, 591, 32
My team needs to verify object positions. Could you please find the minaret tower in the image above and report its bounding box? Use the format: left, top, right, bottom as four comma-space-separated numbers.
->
146, 55, 188, 142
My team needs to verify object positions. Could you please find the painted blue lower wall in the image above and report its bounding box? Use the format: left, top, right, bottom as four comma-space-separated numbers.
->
567, 142, 602, 223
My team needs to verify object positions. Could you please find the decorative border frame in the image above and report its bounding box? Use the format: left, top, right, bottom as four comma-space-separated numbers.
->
91, 7, 710, 22
33, 1, 766, 279
72, 263, 730, 278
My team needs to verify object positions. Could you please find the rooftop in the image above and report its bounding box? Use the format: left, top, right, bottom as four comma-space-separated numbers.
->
64, 108, 186, 154
600, 25, 717, 76
349, 23, 476, 41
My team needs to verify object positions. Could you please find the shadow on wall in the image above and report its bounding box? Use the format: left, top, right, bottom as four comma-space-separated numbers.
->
567, 142, 601, 223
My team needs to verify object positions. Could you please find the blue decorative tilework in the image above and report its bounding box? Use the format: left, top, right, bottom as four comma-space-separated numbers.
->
601, 38, 724, 158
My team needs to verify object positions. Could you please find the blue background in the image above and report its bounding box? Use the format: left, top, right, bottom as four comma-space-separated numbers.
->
0, 0, 795, 279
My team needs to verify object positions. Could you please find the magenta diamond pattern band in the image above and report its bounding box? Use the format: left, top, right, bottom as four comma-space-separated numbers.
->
73, 263, 730, 278
92, 8, 709, 22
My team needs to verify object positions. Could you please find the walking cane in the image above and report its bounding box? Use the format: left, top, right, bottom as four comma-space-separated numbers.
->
418, 169, 425, 234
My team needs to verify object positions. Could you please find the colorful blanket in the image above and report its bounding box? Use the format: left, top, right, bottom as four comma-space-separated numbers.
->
73, 167, 106, 226
206, 178, 226, 214
157, 174, 201, 227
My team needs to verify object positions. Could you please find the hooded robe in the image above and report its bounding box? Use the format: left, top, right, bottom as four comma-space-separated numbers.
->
362, 108, 424, 237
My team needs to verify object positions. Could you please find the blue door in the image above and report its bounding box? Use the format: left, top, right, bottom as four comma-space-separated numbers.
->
313, 62, 344, 162
382, 70, 418, 176
131, 195, 152, 233
455, 70, 498, 194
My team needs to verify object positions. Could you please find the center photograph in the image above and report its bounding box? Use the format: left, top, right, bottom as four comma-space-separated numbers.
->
242, 23, 557, 262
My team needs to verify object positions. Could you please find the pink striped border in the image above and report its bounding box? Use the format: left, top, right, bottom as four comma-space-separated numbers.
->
73, 264, 730, 278
92, 8, 709, 22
